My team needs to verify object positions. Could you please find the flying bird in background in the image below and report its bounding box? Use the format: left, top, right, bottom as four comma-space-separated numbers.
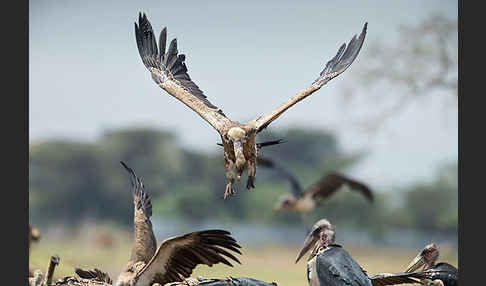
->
257, 157, 374, 213
134, 12, 367, 199
75, 161, 242, 286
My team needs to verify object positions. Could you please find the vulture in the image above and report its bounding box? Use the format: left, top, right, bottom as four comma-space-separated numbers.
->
135, 12, 367, 199
295, 219, 422, 286
75, 162, 242, 286
257, 157, 373, 213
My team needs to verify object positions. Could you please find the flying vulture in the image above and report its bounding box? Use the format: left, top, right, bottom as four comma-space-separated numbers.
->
257, 157, 373, 213
75, 162, 242, 286
135, 12, 367, 199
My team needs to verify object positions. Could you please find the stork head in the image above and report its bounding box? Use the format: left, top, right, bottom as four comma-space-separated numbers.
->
295, 219, 336, 263
273, 194, 297, 211
406, 243, 439, 272
227, 127, 247, 175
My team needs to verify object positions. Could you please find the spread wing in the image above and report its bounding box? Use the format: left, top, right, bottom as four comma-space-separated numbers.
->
369, 272, 422, 286
257, 157, 304, 198
120, 161, 157, 264
135, 13, 232, 133
306, 172, 374, 202
135, 230, 242, 285
250, 23, 367, 133
74, 268, 113, 284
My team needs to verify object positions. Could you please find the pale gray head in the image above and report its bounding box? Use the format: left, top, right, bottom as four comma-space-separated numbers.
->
295, 219, 336, 263
226, 127, 247, 175
273, 193, 297, 211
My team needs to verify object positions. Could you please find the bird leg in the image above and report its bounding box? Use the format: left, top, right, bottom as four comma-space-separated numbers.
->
246, 160, 256, 189
224, 179, 236, 199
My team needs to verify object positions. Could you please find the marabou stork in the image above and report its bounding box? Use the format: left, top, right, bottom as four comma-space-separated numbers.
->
135, 13, 367, 199
256, 157, 373, 213
295, 219, 422, 286
75, 162, 242, 286
405, 243, 458, 286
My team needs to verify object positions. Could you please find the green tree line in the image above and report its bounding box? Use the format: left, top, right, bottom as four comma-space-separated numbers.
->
29, 127, 457, 236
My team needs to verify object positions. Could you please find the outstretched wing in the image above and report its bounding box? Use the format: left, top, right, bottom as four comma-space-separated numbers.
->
135, 13, 232, 133
369, 272, 422, 286
306, 172, 374, 202
250, 23, 367, 133
74, 268, 113, 284
257, 157, 304, 198
120, 161, 157, 264
135, 230, 242, 285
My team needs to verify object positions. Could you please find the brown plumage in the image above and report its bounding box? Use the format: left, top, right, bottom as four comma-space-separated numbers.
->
258, 157, 373, 213
135, 12, 367, 199
74, 162, 241, 286
74, 268, 113, 284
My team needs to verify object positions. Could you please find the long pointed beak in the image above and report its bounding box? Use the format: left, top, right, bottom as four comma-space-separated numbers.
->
406, 252, 426, 272
295, 232, 318, 263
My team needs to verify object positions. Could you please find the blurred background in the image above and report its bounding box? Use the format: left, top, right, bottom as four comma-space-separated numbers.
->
29, 0, 457, 285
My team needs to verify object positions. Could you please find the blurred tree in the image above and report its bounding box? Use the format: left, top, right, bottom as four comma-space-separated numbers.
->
349, 13, 457, 131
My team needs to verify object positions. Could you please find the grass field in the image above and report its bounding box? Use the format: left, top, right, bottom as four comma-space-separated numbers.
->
30, 226, 458, 286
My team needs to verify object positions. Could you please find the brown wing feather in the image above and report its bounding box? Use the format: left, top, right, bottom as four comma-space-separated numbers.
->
250, 23, 367, 133
306, 172, 373, 202
369, 272, 422, 286
120, 161, 157, 264
135, 230, 242, 285
135, 13, 232, 134
74, 268, 113, 284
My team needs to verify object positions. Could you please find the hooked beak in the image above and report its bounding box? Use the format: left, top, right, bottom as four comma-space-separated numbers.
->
406, 252, 426, 272
295, 231, 318, 263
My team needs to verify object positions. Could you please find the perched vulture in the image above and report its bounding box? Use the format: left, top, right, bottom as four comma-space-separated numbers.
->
74, 162, 242, 286
257, 157, 373, 213
135, 12, 367, 199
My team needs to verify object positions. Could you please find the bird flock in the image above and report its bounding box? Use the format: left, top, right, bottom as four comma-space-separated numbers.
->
28, 12, 458, 286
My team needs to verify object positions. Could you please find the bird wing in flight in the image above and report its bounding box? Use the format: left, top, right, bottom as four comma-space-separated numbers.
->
250, 23, 367, 133
120, 161, 158, 264
135, 13, 232, 134
135, 230, 242, 285
74, 268, 113, 284
257, 156, 304, 198
306, 172, 374, 202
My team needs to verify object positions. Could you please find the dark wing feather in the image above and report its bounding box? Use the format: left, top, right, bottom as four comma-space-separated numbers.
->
257, 157, 304, 198
135, 13, 231, 133
135, 229, 242, 285
369, 272, 422, 286
120, 161, 157, 264
250, 23, 367, 133
74, 268, 113, 284
306, 172, 374, 202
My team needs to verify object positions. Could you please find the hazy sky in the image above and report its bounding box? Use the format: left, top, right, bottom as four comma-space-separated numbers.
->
29, 0, 457, 190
